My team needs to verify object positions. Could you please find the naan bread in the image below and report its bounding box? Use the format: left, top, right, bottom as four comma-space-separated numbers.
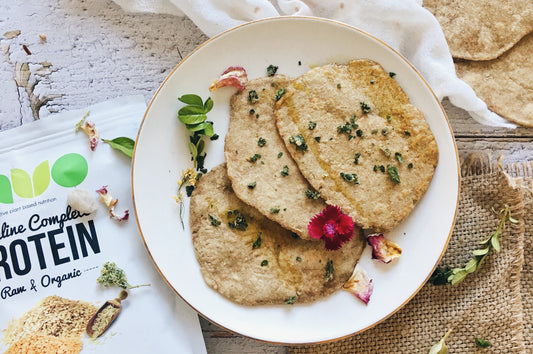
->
189, 163, 365, 306
225, 75, 327, 240
275, 59, 438, 233
455, 33, 533, 127
424, 0, 533, 60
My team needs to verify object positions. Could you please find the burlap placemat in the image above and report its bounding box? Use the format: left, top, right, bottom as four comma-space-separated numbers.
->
506, 161, 533, 352
289, 155, 525, 353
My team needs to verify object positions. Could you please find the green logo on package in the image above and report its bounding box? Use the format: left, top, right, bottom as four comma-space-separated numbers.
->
0, 153, 88, 204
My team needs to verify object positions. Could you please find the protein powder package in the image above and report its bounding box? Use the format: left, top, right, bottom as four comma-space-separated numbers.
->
0, 96, 206, 353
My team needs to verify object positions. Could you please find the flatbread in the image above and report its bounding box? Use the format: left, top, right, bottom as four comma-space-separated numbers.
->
225, 75, 327, 240
275, 59, 438, 233
189, 163, 365, 306
424, 0, 533, 60
455, 32, 533, 127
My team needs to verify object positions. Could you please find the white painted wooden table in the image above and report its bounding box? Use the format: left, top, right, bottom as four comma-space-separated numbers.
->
1, 1, 531, 353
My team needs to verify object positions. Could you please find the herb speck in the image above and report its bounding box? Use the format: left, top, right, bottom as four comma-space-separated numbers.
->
289, 134, 308, 151
209, 214, 221, 227
248, 90, 259, 103
395, 152, 404, 163
305, 189, 321, 199
354, 152, 361, 165
387, 164, 401, 183
360, 102, 371, 114
325, 260, 334, 281
248, 153, 261, 163
270, 207, 281, 214
266, 64, 278, 76
275, 88, 286, 101
340, 172, 359, 184
228, 209, 248, 230
253, 232, 262, 249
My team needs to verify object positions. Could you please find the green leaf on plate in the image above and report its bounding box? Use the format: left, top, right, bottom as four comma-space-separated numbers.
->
178, 94, 203, 106
203, 97, 214, 112
178, 94, 216, 171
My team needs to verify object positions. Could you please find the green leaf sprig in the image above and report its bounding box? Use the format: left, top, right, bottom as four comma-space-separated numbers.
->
430, 205, 518, 286
102, 137, 135, 158
178, 94, 216, 172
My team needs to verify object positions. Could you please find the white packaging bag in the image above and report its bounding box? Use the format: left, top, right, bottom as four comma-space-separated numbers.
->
0, 96, 206, 353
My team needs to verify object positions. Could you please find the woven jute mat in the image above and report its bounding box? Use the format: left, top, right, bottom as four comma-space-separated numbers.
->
289, 155, 525, 353
506, 161, 533, 352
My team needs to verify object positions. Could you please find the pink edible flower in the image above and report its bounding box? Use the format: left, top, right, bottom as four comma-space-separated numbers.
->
96, 186, 129, 222
308, 205, 354, 250
367, 233, 402, 263
209, 66, 248, 91
343, 264, 373, 304
75, 111, 99, 151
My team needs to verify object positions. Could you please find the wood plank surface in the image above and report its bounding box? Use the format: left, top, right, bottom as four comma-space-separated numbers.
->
1, 1, 531, 353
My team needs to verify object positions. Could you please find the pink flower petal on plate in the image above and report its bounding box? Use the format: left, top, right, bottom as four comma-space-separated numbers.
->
209, 66, 248, 91
308, 205, 354, 250
343, 264, 373, 304
367, 233, 402, 263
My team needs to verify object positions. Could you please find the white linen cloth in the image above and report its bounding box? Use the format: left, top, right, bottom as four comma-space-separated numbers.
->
113, 0, 515, 128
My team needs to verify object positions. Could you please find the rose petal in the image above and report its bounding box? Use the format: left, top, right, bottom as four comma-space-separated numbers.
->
343, 264, 373, 304
367, 233, 402, 263
76, 113, 99, 151
96, 186, 129, 222
209, 66, 248, 91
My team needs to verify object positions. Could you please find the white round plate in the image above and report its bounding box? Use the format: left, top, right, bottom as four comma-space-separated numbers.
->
132, 17, 459, 344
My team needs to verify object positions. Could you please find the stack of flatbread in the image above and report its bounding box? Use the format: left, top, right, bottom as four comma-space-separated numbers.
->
423, 0, 533, 126
190, 59, 439, 306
